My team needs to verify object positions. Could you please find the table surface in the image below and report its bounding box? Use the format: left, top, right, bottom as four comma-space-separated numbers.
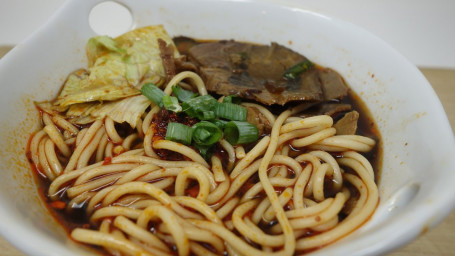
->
0, 46, 454, 256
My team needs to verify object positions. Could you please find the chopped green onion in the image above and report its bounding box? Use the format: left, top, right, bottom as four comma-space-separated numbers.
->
192, 121, 223, 146
283, 59, 314, 80
215, 102, 247, 121
223, 95, 242, 104
141, 83, 165, 107
210, 119, 228, 129
162, 95, 182, 113
194, 144, 213, 160
182, 95, 217, 120
202, 111, 216, 120
224, 121, 259, 145
165, 122, 192, 145
195, 128, 211, 141
172, 85, 198, 102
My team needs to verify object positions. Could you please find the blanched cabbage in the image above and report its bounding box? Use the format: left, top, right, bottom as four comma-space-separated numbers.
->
48, 25, 178, 127
54, 68, 140, 107
65, 96, 152, 128
90, 95, 152, 128
86, 35, 125, 67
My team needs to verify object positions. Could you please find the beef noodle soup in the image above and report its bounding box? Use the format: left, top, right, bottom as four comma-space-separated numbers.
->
27, 25, 381, 256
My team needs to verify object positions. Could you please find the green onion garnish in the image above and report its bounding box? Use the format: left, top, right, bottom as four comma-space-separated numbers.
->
202, 111, 216, 120
192, 121, 223, 146
162, 95, 182, 113
182, 95, 217, 120
194, 144, 213, 160
140, 83, 165, 107
215, 102, 247, 121
223, 95, 242, 104
172, 85, 198, 102
165, 122, 193, 145
224, 121, 259, 145
283, 59, 314, 80
210, 119, 228, 129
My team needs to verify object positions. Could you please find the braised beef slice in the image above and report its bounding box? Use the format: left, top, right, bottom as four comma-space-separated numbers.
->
175, 56, 198, 73
300, 103, 352, 118
173, 36, 200, 55
246, 106, 272, 136
319, 68, 349, 100
334, 111, 359, 135
186, 40, 349, 105
158, 38, 177, 82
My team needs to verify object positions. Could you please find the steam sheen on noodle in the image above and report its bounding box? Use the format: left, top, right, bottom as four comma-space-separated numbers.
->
29, 70, 378, 256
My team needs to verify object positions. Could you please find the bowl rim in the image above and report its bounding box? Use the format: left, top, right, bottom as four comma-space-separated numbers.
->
0, 0, 454, 256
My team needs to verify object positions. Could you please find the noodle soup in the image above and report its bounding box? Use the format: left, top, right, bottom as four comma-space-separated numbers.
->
27, 25, 381, 255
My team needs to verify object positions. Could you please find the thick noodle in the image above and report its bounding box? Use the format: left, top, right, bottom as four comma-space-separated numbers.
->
28, 71, 379, 256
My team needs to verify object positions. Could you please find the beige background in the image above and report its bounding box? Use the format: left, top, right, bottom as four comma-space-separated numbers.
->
0, 46, 454, 255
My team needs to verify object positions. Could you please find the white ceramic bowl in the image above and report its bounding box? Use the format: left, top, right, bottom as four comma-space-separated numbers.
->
1, 0, 454, 255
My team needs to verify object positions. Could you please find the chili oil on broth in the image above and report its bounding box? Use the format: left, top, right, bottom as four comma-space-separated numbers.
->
26, 27, 381, 256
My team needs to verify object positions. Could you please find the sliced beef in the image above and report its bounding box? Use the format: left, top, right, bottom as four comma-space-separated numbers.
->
173, 36, 200, 55
185, 40, 349, 105
158, 38, 177, 82
334, 111, 359, 135
319, 68, 349, 100
300, 103, 352, 118
175, 55, 198, 73
246, 106, 272, 136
